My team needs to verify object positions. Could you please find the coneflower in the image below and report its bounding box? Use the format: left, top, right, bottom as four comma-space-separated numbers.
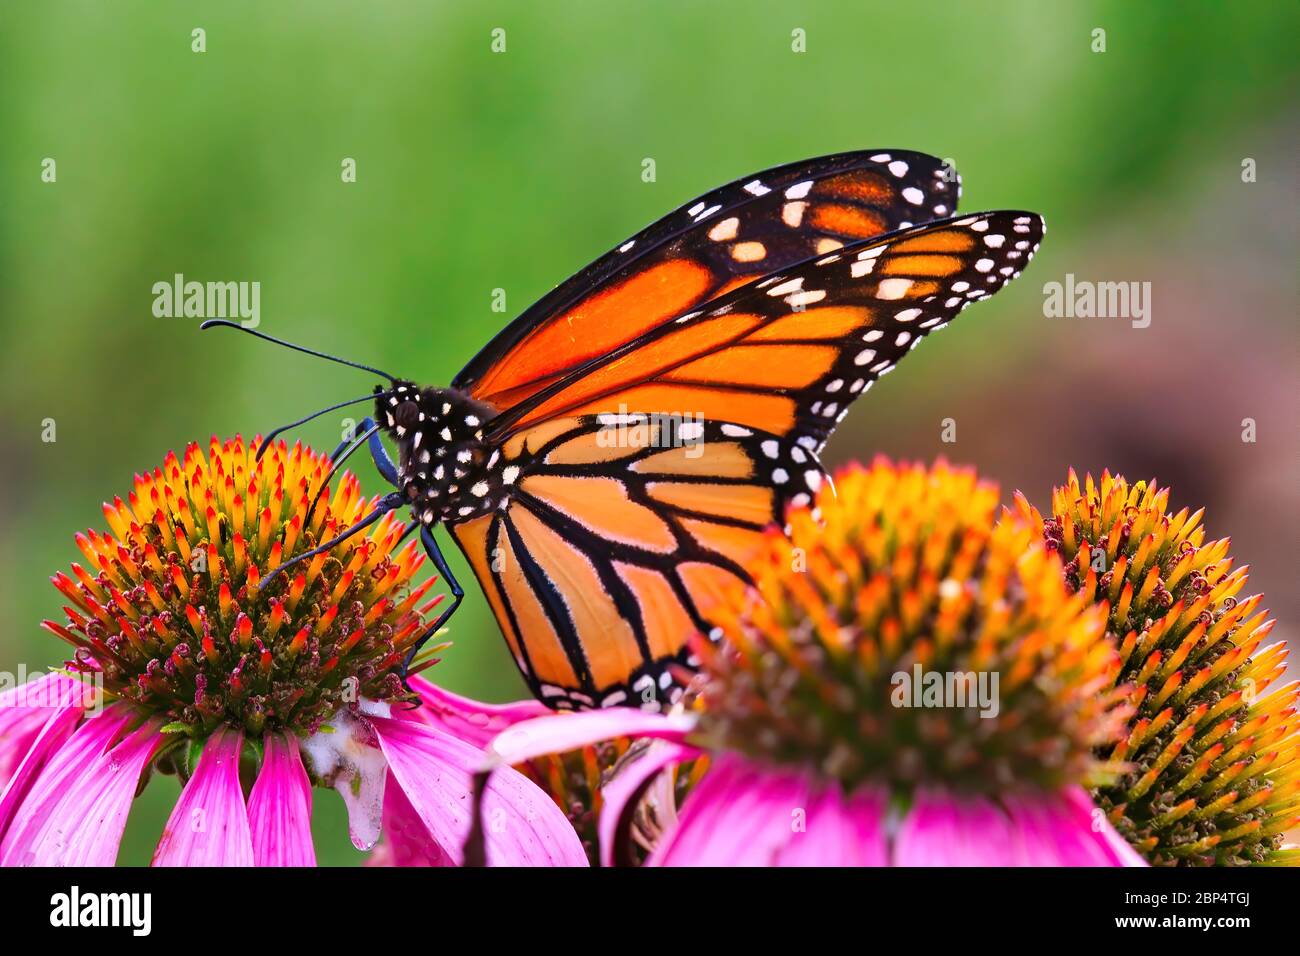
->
482, 459, 1143, 866
0, 436, 584, 866
1015, 470, 1300, 865
381, 685, 703, 866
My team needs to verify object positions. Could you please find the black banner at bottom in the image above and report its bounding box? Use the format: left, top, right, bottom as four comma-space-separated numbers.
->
1, 864, 1291, 942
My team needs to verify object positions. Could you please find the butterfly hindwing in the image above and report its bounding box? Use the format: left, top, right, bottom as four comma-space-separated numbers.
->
454, 150, 959, 414
490, 211, 1046, 452
447, 414, 823, 709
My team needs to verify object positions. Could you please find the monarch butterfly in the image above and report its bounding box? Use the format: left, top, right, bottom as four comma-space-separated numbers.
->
205, 149, 1044, 711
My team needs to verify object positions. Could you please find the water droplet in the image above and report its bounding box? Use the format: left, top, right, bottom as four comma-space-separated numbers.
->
301, 707, 389, 851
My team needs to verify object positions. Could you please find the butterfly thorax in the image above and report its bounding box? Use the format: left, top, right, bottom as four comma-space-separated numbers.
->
375, 381, 505, 526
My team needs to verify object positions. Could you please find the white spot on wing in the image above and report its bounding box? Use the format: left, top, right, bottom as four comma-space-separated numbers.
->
876, 278, 913, 300
708, 217, 740, 241
767, 277, 805, 297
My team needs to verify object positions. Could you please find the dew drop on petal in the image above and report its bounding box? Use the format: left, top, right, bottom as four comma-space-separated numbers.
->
301, 705, 390, 851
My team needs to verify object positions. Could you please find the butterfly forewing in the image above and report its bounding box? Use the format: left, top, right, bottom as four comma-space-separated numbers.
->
447, 415, 824, 709
490, 211, 1045, 452
454, 150, 959, 413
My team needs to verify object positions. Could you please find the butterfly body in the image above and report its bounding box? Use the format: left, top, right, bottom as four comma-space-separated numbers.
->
222, 149, 1044, 712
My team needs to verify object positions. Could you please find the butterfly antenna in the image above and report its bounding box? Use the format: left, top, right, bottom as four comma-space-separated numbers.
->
258, 491, 403, 592
200, 319, 397, 383
304, 422, 381, 527
256, 394, 376, 462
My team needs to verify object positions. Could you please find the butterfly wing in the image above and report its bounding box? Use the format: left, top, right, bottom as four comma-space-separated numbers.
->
445, 156, 1041, 711
453, 150, 959, 413
487, 211, 1046, 452
447, 415, 822, 709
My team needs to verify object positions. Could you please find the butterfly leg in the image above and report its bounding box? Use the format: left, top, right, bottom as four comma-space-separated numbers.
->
366, 418, 401, 486
339, 416, 455, 682
326, 417, 400, 486
400, 525, 464, 680
258, 490, 405, 591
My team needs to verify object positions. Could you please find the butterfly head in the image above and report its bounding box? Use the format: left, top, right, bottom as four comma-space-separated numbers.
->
374, 381, 500, 524
373, 379, 420, 432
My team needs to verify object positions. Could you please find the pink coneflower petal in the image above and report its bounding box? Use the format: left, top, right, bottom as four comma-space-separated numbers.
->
648, 755, 815, 866
488, 709, 695, 766
367, 772, 454, 867
597, 740, 701, 867
0, 706, 48, 790
9, 719, 162, 866
0, 702, 139, 865
0, 673, 95, 786
0, 706, 83, 842
153, 726, 254, 866
370, 714, 587, 866
894, 790, 1015, 866
247, 733, 315, 867
1003, 786, 1146, 866
772, 782, 889, 866
401, 675, 549, 748
1058, 787, 1149, 866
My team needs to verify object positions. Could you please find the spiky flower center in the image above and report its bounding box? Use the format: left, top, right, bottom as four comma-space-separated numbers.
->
44, 437, 439, 739
1022, 471, 1300, 865
696, 459, 1128, 797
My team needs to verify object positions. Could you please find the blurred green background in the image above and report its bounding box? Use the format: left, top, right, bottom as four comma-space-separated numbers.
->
1, 1, 1295, 864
